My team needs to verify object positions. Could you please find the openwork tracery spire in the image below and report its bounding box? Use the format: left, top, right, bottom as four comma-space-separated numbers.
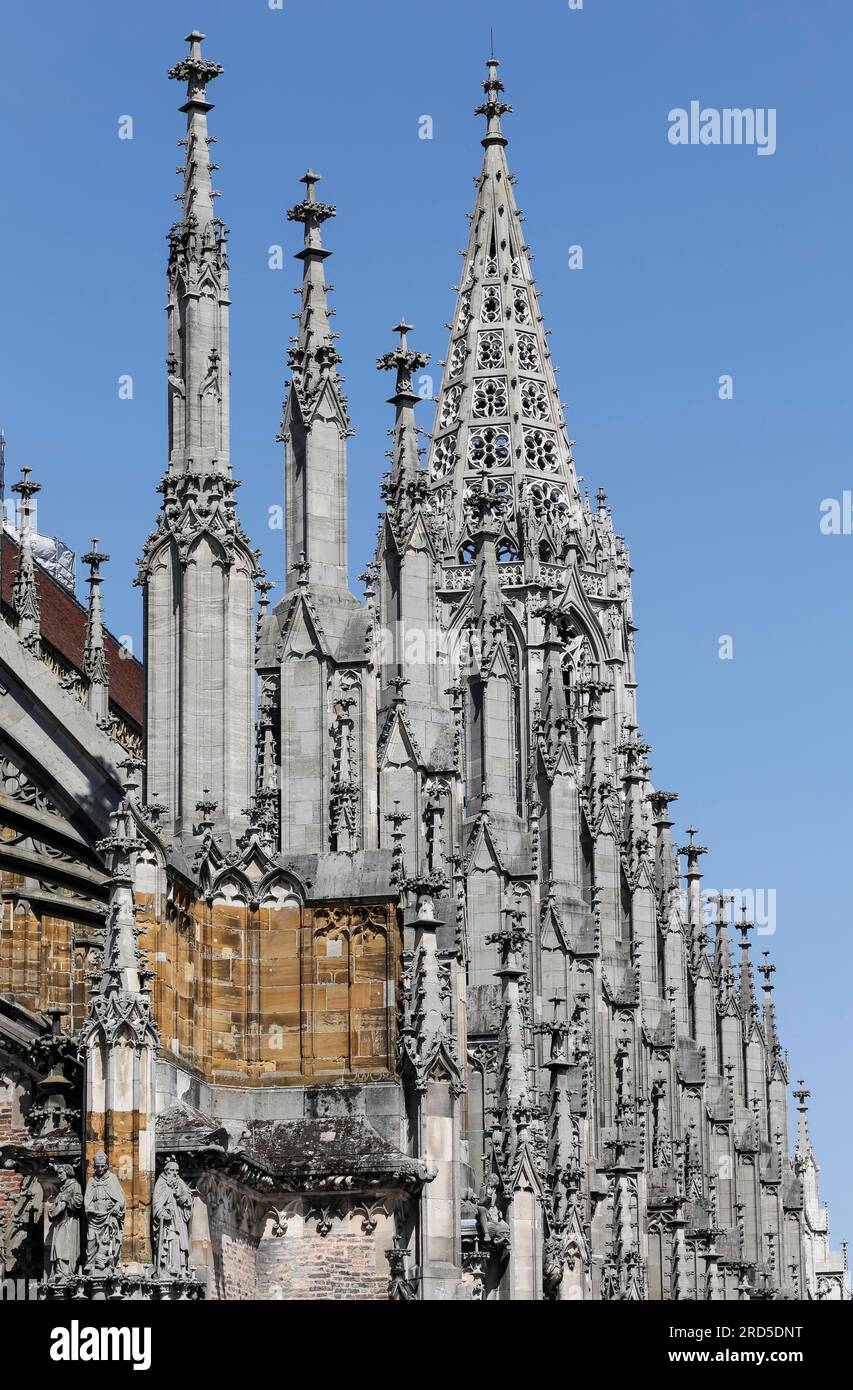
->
425, 58, 581, 567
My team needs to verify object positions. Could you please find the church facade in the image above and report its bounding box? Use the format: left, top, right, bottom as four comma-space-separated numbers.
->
0, 31, 847, 1301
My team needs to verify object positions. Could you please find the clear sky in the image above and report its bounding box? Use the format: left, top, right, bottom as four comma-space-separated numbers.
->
1, 0, 851, 1243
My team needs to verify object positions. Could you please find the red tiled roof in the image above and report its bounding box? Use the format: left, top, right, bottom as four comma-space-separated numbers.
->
0, 532, 143, 728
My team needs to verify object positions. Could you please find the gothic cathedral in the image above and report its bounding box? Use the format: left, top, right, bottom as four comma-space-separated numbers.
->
0, 32, 846, 1302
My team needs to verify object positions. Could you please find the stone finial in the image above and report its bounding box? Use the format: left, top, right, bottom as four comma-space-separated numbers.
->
286, 168, 336, 242
195, 788, 218, 835
11, 465, 42, 655
294, 550, 310, 588
678, 825, 708, 866
82, 537, 110, 723
255, 571, 274, 617
475, 57, 512, 147
377, 319, 430, 401
376, 320, 429, 495
167, 29, 224, 106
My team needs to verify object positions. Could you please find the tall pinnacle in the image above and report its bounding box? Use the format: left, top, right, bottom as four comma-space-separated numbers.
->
377, 319, 429, 488
141, 32, 257, 842
426, 59, 581, 563
168, 30, 223, 229
164, 30, 231, 476
712, 893, 735, 1005
80, 797, 157, 1053
280, 170, 352, 593
678, 828, 709, 965
793, 1080, 813, 1163
758, 952, 781, 1060
286, 170, 345, 413
475, 58, 512, 147
11, 466, 42, 655
736, 904, 757, 1023
82, 538, 110, 724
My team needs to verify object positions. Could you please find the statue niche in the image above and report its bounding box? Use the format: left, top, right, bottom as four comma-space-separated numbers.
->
153, 1156, 193, 1278
84, 1150, 126, 1274
45, 1164, 83, 1279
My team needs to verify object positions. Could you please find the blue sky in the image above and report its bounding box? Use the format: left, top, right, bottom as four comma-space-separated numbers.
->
1, 1, 851, 1242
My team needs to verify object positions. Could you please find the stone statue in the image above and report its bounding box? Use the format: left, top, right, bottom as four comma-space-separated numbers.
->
45, 1165, 82, 1278
84, 1150, 125, 1274
477, 1176, 511, 1250
152, 1156, 193, 1277
543, 1233, 565, 1297
460, 1187, 479, 1222
1, 1173, 43, 1277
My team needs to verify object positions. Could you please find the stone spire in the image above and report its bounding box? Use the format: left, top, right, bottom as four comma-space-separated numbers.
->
79, 795, 158, 1269
712, 892, 735, 1007
82, 538, 110, 724
139, 30, 257, 842
678, 827, 709, 965
287, 171, 342, 405
11, 466, 41, 654
425, 58, 582, 562
759, 952, 781, 1059
648, 790, 679, 917
84, 804, 154, 1013
583, 667, 612, 822
172, 31, 221, 226
736, 903, 757, 1023
281, 170, 351, 592
793, 1080, 814, 1164
165, 30, 229, 477
618, 723, 651, 857
377, 318, 429, 493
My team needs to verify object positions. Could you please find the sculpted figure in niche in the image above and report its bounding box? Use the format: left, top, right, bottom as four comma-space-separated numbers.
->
460, 1187, 479, 1221
153, 1156, 193, 1277
84, 1150, 125, 1274
1, 1172, 43, 1277
45, 1164, 83, 1278
477, 1175, 511, 1249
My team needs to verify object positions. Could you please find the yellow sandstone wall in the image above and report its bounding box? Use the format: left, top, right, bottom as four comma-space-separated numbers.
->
0, 877, 95, 1030
1, 874, 399, 1093
139, 893, 400, 1086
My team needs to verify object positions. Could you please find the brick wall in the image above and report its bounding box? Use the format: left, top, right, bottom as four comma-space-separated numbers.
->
256, 1210, 391, 1301
205, 1208, 259, 1300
